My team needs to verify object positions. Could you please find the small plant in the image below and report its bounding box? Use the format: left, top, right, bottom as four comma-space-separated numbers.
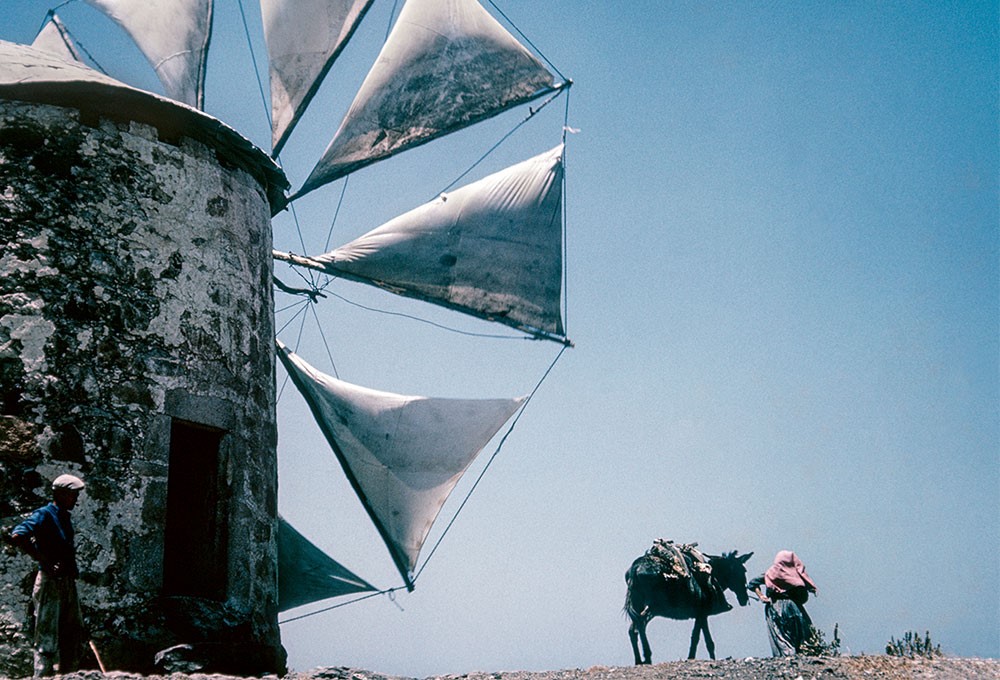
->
801, 623, 841, 656
886, 630, 942, 658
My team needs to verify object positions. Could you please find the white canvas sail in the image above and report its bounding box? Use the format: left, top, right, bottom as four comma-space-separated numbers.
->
261, 0, 375, 156
8, 0, 572, 604
31, 14, 82, 63
277, 516, 375, 611
277, 341, 525, 590
295, 0, 560, 198
83, 0, 212, 108
277, 145, 566, 340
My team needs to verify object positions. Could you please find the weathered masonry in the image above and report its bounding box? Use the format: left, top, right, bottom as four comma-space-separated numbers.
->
0, 42, 288, 675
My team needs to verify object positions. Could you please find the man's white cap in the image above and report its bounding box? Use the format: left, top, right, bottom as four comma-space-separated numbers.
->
52, 474, 85, 491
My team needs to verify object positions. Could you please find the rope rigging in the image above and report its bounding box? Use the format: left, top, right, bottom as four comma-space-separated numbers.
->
276, 341, 568, 625
412, 342, 568, 584
485, 0, 567, 83
237, 0, 271, 128
266, 1, 576, 606
43, 0, 576, 614
439, 83, 571, 196
273, 79, 574, 347
239, 0, 572, 623
35, 2, 107, 74
279, 586, 405, 625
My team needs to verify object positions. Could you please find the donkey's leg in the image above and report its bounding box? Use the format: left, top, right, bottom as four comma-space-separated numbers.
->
701, 617, 716, 660
688, 618, 702, 659
628, 618, 642, 666
636, 618, 652, 665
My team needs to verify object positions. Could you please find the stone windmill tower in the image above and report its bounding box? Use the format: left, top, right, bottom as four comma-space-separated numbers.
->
0, 42, 288, 674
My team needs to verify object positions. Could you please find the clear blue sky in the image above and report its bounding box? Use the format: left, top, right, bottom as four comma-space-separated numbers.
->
4, 0, 998, 675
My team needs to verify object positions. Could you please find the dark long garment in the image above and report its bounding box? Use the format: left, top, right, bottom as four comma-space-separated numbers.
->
748, 574, 814, 656
12, 503, 83, 675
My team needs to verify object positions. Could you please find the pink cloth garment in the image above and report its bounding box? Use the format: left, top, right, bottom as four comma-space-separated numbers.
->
764, 550, 816, 594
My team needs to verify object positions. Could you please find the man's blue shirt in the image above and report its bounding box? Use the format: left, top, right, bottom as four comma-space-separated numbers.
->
12, 503, 77, 577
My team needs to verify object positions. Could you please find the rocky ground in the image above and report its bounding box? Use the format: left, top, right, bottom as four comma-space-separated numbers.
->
38, 656, 1000, 680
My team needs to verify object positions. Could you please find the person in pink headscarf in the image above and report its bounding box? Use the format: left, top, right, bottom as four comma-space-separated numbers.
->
747, 550, 818, 656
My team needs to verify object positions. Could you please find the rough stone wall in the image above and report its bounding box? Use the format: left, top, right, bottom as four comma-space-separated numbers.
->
0, 100, 282, 675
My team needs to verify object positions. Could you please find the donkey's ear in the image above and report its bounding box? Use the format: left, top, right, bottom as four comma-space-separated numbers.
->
739, 552, 754, 563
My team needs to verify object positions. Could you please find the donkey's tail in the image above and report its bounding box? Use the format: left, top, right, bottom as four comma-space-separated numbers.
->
623, 567, 640, 620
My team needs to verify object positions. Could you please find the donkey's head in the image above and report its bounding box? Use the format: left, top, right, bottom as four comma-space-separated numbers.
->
706, 551, 754, 606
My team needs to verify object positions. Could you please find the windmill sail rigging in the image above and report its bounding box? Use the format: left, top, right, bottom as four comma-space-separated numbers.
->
277, 516, 376, 612
31, 14, 82, 64
12, 0, 572, 602
293, 0, 563, 199
277, 341, 525, 591
276, 144, 567, 342
261, 0, 375, 156
83, 0, 212, 109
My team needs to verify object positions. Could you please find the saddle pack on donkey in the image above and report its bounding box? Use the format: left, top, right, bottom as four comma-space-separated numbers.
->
642, 538, 730, 615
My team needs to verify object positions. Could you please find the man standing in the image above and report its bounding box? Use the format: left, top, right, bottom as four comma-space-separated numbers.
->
9, 474, 86, 676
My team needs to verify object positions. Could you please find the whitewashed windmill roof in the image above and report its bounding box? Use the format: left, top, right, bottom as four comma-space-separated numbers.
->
0, 40, 288, 210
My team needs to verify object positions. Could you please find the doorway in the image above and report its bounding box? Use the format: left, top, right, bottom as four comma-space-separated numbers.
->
163, 419, 228, 599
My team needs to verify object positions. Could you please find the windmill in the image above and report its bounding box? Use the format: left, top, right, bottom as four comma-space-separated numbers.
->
0, 0, 573, 673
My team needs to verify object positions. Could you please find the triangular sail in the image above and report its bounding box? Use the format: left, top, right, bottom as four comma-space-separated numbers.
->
295, 0, 559, 199
277, 341, 525, 590
31, 14, 82, 64
277, 516, 375, 612
261, 0, 375, 156
277, 145, 566, 340
83, 0, 212, 109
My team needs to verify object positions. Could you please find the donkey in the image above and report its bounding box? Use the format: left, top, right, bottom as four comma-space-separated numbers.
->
625, 549, 753, 664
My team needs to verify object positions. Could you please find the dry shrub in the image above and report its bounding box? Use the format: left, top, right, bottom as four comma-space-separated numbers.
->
886, 630, 942, 658
801, 623, 842, 656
